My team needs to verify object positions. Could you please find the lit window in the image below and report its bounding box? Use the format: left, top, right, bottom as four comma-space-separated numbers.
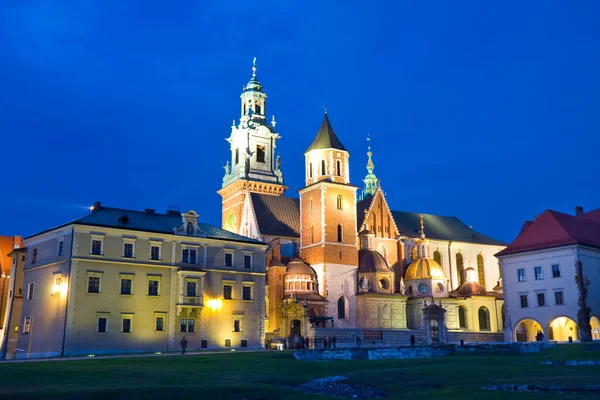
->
27, 283, 34, 300
148, 278, 160, 296
150, 245, 160, 261
537, 293, 546, 307
520, 295, 528, 308
256, 145, 265, 163
336, 195, 343, 210
244, 255, 252, 269
225, 252, 233, 267
242, 285, 252, 301
31, 249, 37, 264
517, 269, 526, 282
534, 266, 543, 280
555, 291, 564, 305
123, 243, 134, 258
223, 285, 233, 300
91, 240, 102, 256
552, 264, 561, 278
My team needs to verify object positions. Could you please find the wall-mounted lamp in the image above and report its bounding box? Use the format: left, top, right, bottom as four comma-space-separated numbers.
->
52, 274, 67, 296
206, 298, 222, 311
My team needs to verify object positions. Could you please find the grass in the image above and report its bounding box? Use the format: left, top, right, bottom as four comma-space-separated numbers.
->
0, 344, 599, 399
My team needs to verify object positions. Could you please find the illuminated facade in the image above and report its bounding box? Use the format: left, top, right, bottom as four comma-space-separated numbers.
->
7, 204, 266, 358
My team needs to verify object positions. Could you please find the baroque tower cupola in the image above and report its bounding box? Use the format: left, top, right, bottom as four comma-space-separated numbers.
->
360, 135, 378, 200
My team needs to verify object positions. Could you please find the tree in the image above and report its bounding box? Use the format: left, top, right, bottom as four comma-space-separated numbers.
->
575, 260, 593, 342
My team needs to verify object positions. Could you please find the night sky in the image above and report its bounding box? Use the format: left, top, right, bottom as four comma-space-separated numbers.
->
1, 1, 599, 243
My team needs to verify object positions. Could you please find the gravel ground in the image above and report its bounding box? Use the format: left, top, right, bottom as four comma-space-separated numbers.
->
295, 375, 389, 399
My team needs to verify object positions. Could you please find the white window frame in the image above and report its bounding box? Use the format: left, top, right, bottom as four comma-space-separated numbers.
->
120, 273, 134, 295
517, 268, 526, 282
23, 316, 31, 334
90, 235, 105, 256
224, 250, 235, 267
26, 282, 34, 300
147, 274, 161, 296
121, 313, 134, 333
87, 271, 103, 294
552, 264, 561, 278
243, 252, 252, 269
182, 245, 199, 265
149, 240, 162, 261
96, 313, 109, 333
186, 278, 199, 297
57, 237, 65, 257
553, 289, 565, 305
233, 315, 244, 333
122, 238, 136, 259
222, 280, 235, 300
154, 313, 166, 332
535, 291, 546, 307
242, 281, 254, 302
534, 266, 544, 280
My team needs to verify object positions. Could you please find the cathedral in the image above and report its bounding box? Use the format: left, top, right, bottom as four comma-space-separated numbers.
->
219, 61, 508, 345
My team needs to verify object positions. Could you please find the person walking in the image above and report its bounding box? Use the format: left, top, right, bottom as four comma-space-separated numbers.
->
180, 336, 188, 355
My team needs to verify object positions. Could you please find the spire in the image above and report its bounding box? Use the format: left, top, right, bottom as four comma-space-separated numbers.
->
305, 111, 347, 153
419, 214, 426, 239
252, 56, 257, 77
360, 134, 378, 200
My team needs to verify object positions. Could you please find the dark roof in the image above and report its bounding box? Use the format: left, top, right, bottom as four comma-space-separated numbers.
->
305, 113, 347, 153
390, 210, 507, 246
358, 249, 389, 273
27, 206, 264, 245
250, 193, 300, 238
356, 195, 373, 231
496, 208, 600, 257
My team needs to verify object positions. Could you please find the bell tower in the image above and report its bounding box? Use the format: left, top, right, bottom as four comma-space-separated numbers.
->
218, 59, 287, 233
299, 111, 358, 328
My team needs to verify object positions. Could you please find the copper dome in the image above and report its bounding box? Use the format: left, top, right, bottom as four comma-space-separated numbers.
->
286, 258, 316, 276
456, 280, 487, 296
358, 250, 389, 273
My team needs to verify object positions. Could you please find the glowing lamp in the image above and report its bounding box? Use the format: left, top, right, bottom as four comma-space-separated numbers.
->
52, 275, 68, 296
207, 298, 223, 311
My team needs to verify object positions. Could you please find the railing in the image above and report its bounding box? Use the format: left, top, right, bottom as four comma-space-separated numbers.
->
179, 296, 202, 306
363, 331, 383, 341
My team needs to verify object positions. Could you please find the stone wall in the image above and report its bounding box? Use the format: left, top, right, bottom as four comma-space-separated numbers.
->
309, 327, 427, 349
292, 347, 452, 361
447, 331, 505, 344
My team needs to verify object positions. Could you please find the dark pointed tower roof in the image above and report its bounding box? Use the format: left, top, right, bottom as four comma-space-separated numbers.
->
305, 112, 347, 153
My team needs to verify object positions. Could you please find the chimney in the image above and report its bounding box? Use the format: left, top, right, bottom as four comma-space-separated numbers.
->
145, 208, 155, 214
92, 201, 102, 212
576, 206, 584, 217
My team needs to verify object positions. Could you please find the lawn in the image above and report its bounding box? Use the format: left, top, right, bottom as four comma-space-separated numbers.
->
0, 344, 599, 399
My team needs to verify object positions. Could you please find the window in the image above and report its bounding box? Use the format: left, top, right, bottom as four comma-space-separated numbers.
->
517, 268, 526, 282
225, 252, 233, 267
456, 253, 464, 285
309, 225, 314, 244
336, 195, 343, 210
477, 254, 486, 288
243, 254, 252, 269
150, 245, 160, 261
225, 339, 232, 347
31, 249, 37, 264
120, 277, 133, 295
242, 285, 252, 301
234, 320, 241, 332
309, 198, 313, 212
88, 276, 100, 294
555, 291, 564, 305
201, 340, 208, 348
537, 293, 546, 307
520, 294, 528, 308
534, 266, 543, 280
337, 296, 346, 320
552, 264, 561, 278
478, 307, 490, 331
458, 306, 466, 329
155, 316, 164, 331
123, 243, 134, 258
255, 101, 262, 115
256, 145, 265, 163
433, 251, 442, 266
190, 249, 197, 264
97, 317, 107, 333
321, 160, 326, 175
122, 316, 132, 333
223, 285, 233, 300
182, 249, 197, 264
23, 316, 31, 334
235, 148, 239, 165
27, 283, 34, 300
148, 278, 160, 296
187, 281, 197, 297
57, 239, 64, 256
337, 224, 343, 243
309, 162, 313, 178
91, 240, 102, 256
336, 160, 341, 176
180, 319, 194, 333
241, 339, 248, 348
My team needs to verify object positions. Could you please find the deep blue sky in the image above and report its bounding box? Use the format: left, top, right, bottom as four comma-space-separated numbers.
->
1, 1, 599, 243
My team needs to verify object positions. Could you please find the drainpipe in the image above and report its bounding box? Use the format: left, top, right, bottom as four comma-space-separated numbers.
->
61, 227, 75, 356
447, 241, 454, 290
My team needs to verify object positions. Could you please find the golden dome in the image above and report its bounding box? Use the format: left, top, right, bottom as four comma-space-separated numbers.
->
405, 258, 446, 280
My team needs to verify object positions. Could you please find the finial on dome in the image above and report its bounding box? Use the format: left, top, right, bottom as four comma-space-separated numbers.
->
419, 215, 426, 239
252, 57, 257, 77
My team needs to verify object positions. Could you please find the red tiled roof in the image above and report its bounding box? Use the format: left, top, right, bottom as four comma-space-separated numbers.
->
496, 208, 600, 257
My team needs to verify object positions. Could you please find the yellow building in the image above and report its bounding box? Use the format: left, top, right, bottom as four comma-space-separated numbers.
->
10, 203, 267, 358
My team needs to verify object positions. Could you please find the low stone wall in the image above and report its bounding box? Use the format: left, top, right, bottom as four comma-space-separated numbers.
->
512, 342, 557, 353
447, 331, 504, 344
308, 328, 425, 349
292, 347, 453, 361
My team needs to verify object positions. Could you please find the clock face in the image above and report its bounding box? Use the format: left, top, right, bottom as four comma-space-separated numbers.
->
418, 284, 427, 294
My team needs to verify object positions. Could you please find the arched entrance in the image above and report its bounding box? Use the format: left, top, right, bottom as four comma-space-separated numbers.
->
430, 319, 440, 344
290, 319, 302, 336
514, 319, 543, 342
549, 317, 578, 342
591, 316, 600, 340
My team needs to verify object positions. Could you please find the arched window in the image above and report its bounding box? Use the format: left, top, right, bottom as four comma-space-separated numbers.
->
411, 247, 417, 260
255, 101, 262, 115
336, 195, 343, 210
433, 251, 442, 266
337, 296, 346, 319
321, 160, 326, 175
456, 253, 465, 285
477, 254, 486, 289
337, 223, 343, 243
458, 306, 467, 329
309, 162, 313, 178
301, 281, 306, 290
336, 160, 341, 176
309, 198, 313, 212
377, 243, 388, 261
478, 306, 490, 331
309, 225, 314, 244
373, 214, 377, 236
243, 104, 247, 115
288, 283, 293, 291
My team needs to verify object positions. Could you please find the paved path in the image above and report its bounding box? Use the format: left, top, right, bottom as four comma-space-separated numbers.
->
1, 349, 269, 363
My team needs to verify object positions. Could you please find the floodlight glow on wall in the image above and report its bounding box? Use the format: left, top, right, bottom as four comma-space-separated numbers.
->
207, 298, 222, 311
52, 274, 67, 296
